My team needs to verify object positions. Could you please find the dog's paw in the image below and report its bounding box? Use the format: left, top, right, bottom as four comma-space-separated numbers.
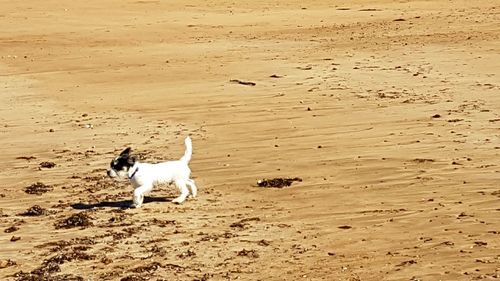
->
130, 203, 142, 208
172, 197, 185, 204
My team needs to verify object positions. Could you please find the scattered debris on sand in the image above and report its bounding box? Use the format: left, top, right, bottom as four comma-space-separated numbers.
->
396, 260, 418, 267
55, 213, 93, 229
0, 259, 17, 269
230, 79, 256, 86
13, 253, 87, 281
132, 262, 162, 274
24, 182, 53, 195
4, 226, 19, 233
20, 205, 47, 216
194, 273, 212, 281
16, 156, 36, 161
230, 217, 261, 230
257, 239, 271, 246
359, 8, 382, 12
413, 158, 435, 163
40, 161, 56, 168
237, 249, 259, 258
10, 236, 21, 242
257, 177, 302, 188
44, 250, 95, 266
177, 249, 196, 259
338, 225, 353, 230
13, 270, 84, 281
120, 275, 147, 281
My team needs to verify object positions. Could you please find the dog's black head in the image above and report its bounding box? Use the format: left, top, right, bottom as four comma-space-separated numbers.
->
107, 147, 136, 178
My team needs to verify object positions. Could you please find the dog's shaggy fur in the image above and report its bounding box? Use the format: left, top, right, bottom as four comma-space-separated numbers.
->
107, 137, 197, 207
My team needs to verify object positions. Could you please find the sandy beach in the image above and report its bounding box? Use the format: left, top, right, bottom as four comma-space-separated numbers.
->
0, 0, 499, 280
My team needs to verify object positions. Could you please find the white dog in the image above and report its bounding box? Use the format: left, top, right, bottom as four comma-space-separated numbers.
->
107, 137, 197, 208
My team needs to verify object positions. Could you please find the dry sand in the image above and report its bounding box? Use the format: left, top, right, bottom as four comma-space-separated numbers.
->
1, 0, 499, 280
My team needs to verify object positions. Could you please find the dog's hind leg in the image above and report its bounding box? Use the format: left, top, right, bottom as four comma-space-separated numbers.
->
172, 180, 189, 204
187, 179, 197, 198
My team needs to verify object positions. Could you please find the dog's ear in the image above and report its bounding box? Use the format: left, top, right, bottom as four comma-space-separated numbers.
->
127, 156, 136, 165
120, 147, 131, 156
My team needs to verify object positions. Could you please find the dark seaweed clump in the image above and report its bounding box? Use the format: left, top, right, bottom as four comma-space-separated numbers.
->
39, 161, 56, 168
257, 177, 302, 188
20, 205, 47, 216
24, 182, 53, 195
13, 269, 84, 281
237, 249, 259, 258
55, 213, 93, 229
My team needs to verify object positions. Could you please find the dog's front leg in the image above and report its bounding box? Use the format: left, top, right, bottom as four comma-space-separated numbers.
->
132, 185, 150, 208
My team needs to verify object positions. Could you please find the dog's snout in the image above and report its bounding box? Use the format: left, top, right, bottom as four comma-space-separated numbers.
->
107, 169, 115, 178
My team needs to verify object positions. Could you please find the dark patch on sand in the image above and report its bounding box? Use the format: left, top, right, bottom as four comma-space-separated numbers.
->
257, 177, 302, 188
55, 213, 93, 229
39, 161, 56, 168
24, 182, 53, 195
20, 205, 47, 216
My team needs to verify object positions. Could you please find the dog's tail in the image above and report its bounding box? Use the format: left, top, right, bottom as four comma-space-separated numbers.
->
180, 136, 192, 163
